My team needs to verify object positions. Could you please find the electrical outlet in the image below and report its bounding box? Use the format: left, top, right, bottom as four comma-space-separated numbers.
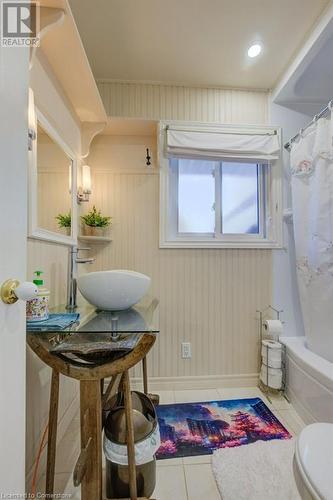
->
181, 342, 192, 359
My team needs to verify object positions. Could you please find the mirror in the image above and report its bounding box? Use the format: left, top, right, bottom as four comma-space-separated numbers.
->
37, 123, 72, 235
28, 109, 77, 245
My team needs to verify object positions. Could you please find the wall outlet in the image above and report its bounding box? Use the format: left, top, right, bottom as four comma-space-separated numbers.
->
181, 342, 192, 359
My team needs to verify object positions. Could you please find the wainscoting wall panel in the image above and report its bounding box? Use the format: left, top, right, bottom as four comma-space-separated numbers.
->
97, 81, 269, 124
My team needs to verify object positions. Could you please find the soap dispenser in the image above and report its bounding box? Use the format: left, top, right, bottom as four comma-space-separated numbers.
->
26, 271, 50, 322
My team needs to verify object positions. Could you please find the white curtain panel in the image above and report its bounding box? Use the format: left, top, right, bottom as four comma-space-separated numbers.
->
166, 128, 280, 161
290, 115, 333, 362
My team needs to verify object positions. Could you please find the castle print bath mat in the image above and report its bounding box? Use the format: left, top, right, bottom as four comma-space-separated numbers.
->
155, 397, 291, 459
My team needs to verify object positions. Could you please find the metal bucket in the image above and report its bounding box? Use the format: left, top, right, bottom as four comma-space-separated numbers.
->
104, 391, 160, 499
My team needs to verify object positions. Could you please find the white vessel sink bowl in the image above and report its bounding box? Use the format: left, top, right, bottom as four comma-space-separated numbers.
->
78, 270, 151, 311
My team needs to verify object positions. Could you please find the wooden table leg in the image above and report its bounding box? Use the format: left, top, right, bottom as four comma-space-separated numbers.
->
142, 356, 160, 406
46, 369, 59, 494
123, 370, 138, 500
80, 380, 102, 500
142, 356, 148, 395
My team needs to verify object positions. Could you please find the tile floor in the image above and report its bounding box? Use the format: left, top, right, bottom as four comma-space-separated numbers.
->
36, 387, 306, 500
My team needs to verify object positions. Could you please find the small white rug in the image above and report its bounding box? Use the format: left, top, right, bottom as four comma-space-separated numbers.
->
212, 439, 301, 500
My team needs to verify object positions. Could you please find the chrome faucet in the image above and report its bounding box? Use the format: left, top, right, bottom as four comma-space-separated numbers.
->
66, 246, 95, 310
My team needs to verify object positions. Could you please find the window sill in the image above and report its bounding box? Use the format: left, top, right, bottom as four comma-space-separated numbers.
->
159, 238, 282, 249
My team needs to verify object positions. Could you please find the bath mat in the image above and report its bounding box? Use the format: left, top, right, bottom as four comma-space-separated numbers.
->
212, 438, 300, 500
155, 398, 291, 459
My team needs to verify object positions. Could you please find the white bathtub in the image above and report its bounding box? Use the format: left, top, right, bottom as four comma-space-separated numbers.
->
280, 336, 333, 424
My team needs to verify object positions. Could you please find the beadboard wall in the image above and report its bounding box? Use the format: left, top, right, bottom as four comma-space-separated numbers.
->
97, 81, 269, 124
87, 80, 272, 387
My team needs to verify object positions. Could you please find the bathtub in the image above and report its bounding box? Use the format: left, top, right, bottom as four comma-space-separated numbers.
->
280, 336, 333, 424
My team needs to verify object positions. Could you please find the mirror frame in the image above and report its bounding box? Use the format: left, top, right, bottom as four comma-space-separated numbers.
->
28, 108, 78, 246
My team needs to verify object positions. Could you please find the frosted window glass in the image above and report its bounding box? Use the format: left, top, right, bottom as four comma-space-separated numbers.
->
178, 159, 216, 233
221, 162, 259, 234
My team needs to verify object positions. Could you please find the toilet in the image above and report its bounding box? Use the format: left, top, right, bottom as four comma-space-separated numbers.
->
293, 423, 333, 500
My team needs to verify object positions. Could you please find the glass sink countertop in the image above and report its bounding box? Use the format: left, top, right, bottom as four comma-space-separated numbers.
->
26, 297, 159, 336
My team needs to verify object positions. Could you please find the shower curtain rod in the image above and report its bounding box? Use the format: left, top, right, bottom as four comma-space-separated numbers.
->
284, 99, 332, 151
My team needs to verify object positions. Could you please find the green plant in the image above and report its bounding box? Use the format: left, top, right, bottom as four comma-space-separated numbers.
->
55, 211, 71, 228
81, 205, 112, 228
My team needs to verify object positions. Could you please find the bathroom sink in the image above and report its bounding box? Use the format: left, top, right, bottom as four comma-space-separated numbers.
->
77, 270, 151, 311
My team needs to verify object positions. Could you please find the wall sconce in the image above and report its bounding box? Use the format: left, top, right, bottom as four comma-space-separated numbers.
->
77, 164, 92, 203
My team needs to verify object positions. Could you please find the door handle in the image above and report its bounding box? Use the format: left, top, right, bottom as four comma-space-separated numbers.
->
1, 279, 38, 304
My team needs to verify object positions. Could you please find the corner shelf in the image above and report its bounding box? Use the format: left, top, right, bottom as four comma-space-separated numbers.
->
78, 235, 112, 244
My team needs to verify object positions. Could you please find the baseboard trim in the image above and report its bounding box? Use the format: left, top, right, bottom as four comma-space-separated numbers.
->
26, 394, 79, 490
130, 373, 259, 391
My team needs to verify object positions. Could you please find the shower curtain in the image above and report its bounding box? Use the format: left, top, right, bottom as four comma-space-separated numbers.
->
290, 112, 333, 363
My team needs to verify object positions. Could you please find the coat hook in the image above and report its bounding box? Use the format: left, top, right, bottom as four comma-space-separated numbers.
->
146, 148, 151, 167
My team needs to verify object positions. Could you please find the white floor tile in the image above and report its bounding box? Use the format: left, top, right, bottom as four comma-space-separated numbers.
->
217, 386, 261, 399
157, 457, 183, 466
153, 465, 188, 500
216, 386, 275, 410
268, 393, 292, 410
183, 454, 212, 465
174, 389, 219, 403
277, 409, 306, 436
184, 463, 220, 500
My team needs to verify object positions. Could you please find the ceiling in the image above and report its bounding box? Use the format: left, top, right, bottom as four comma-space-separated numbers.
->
69, 0, 330, 90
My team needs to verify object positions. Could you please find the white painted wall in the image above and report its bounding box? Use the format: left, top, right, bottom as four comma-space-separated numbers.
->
0, 29, 29, 494
270, 102, 311, 336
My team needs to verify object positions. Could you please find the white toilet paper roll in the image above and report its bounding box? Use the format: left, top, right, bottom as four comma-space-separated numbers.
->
261, 340, 282, 368
263, 319, 283, 340
260, 364, 282, 390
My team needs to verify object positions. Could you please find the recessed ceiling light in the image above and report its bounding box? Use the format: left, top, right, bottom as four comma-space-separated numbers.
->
248, 43, 262, 58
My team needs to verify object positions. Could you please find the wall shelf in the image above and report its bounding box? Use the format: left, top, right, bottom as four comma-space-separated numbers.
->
78, 235, 112, 244
36, 0, 107, 125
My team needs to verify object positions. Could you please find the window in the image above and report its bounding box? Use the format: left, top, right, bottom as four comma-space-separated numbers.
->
160, 122, 282, 248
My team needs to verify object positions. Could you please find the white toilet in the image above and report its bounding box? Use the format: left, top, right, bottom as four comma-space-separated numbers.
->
293, 423, 333, 500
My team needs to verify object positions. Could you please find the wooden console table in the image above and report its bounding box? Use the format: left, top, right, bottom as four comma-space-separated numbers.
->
27, 299, 159, 500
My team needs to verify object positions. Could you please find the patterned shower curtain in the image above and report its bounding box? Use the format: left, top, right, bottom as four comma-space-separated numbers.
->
290, 113, 333, 363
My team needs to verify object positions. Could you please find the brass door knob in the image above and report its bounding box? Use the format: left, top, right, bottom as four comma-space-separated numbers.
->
1, 279, 38, 304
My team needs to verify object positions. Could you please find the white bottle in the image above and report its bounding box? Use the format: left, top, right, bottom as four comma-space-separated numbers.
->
26, 271, 50, 322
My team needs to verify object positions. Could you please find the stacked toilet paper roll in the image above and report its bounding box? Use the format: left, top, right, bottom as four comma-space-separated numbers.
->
260, 340, 283, 390
263, 319, 283, 340
261, 340, 282, 368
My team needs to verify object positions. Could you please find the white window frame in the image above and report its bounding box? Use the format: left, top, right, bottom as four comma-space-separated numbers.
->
159, 120, 283, 249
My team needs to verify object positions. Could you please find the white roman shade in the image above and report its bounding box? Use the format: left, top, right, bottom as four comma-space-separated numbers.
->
166, 126, 280, 161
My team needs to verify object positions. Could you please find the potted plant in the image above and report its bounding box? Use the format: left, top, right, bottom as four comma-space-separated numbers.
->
55, 211, 71, 236
81, 205, 112, 236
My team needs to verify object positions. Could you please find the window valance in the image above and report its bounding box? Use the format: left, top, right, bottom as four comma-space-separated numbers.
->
166, 126, 280, 162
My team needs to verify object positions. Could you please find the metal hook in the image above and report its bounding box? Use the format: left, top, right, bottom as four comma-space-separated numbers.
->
146, 148, 151, 167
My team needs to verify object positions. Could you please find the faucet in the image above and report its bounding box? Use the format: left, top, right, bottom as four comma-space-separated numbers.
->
66, 246, 95, 310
